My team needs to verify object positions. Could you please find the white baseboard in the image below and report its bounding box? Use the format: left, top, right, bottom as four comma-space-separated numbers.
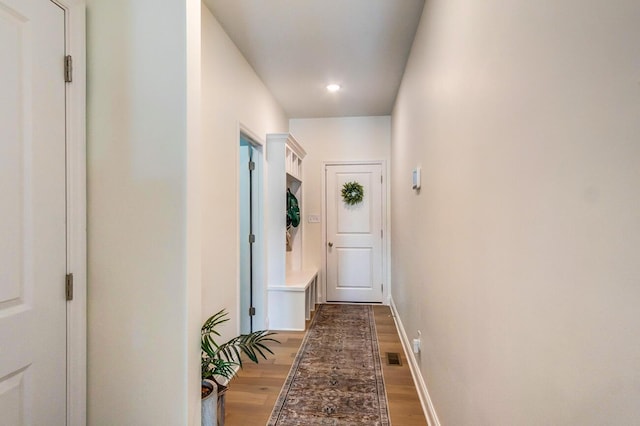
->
389, 298, 440, 426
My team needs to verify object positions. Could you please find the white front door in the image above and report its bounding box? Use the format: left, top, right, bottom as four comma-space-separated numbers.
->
326, 163, 384, 302
0, 1, 67, 424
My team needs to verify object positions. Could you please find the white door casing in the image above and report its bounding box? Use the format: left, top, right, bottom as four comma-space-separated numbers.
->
0, 1, 67, 424
325, 163, 384, 303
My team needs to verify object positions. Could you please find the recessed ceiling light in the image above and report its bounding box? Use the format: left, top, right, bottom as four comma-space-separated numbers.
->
326, 84, 341, 92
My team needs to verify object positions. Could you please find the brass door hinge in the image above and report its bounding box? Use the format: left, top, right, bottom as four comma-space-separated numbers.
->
66, 273, 74, 301
64, 55, 73, 83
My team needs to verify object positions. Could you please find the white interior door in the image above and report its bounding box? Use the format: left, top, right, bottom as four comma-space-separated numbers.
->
326, 163, 384, 302
0, 1, 67, 424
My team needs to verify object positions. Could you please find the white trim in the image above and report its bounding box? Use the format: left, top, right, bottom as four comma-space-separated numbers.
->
239, 122, 265, 147
320, 163, 327, 304
236, 122, 268, 332
52, 0, 86, 425
321, 160, 388, 305
186, 1, 202, 423
236, 122, 263, 335
235, 124, 241, 335
389, 298, 440, 426
268, 132, 306, 158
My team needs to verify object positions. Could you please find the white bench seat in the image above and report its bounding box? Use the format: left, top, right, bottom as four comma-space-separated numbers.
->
268, 269, 318, 330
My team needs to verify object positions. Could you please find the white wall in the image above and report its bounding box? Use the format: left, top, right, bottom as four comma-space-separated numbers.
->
201, 5, 288, 337
86, 2, 285, 423
391, 0, 640, 424
86, 0, 200, 424
289, 117, 391, 300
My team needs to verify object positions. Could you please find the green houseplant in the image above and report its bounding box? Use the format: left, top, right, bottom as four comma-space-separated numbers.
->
201, 309, 279, 425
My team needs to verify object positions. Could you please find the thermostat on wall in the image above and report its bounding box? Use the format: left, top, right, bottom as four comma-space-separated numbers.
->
412, 167, 421, 190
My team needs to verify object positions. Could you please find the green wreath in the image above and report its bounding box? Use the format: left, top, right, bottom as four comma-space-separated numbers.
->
341, 181, 364, 205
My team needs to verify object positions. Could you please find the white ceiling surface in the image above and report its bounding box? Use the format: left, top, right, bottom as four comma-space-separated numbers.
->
204, 0, 425, 118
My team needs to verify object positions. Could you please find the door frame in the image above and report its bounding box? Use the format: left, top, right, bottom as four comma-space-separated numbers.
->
236, 123, 267, 332
322, 161, 388, 304
51, 0, 86, 424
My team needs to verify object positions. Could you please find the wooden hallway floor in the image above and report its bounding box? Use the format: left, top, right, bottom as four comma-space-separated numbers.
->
224, 305, 427, 425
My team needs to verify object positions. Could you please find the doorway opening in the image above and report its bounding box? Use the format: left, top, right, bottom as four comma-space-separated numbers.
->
239, 134, 264, 333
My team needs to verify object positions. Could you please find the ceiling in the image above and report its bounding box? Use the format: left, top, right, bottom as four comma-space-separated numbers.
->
204, 0, 425, 118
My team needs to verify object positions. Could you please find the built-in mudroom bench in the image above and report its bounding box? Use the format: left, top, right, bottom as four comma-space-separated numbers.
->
268, 269, 317, 331
266, 133, 317, 331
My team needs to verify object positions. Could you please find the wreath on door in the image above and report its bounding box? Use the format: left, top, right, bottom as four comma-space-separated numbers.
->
341, 181, 364, 205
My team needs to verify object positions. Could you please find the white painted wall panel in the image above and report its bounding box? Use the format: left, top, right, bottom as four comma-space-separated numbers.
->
0, 371, 24, 425
86, 0, 197, 424
201, 5, 288, 337
336, 173, 372, 234
391, 0, 640, 424
336, 248, 372, 289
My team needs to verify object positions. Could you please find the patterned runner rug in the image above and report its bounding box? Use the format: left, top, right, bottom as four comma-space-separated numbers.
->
268, 304, 390, 425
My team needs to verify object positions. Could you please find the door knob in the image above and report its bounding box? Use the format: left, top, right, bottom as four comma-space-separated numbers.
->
328, 242, 333, 247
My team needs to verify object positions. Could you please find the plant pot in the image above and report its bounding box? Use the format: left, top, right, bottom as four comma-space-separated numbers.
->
201, 379, 217, 426
216, 383, 228, 426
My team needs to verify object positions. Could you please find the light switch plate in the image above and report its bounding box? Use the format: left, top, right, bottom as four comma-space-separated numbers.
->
412, 167, 421, 190
308, 214, 321, 223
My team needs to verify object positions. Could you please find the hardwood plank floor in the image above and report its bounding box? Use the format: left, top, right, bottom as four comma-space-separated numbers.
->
224, 305, 427, 425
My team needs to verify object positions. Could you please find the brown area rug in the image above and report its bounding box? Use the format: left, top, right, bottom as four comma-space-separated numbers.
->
268, 304, 390, 425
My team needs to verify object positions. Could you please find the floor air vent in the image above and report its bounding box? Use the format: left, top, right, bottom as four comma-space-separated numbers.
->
386, 352, 402, 366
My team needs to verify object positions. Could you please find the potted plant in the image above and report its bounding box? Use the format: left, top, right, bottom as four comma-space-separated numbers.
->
201, 309, 279, 426
201, 379, 217, 426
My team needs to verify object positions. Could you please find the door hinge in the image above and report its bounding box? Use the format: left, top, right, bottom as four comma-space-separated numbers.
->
66, 273, 74, 301
381, 175, 383, 183
248, 161, 255, 171
249, 234, 255, 243
249, 307, 256, 316
64, 55, 73, 83
381, 229, 383, 238
381, 283, 384, 292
